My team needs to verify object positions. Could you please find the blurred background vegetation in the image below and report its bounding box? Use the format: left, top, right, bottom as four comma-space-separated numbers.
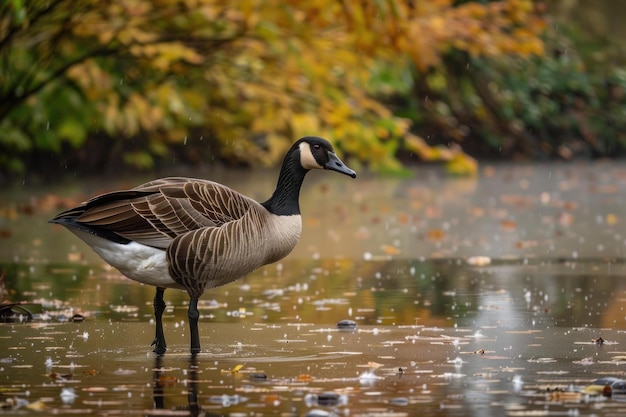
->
1, 0, 625, 181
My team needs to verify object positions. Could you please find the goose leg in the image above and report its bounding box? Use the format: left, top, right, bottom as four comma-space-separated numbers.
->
151, 287, 167, 354
188, 298, 201, 354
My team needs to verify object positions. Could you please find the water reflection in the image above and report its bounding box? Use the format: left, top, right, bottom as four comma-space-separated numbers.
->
3, 258, 626, 333
152, 355, 204, 416
2, 257, 626, 416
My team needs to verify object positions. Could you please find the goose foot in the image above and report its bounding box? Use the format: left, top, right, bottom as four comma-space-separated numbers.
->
152, 287, 167, 354
188, 298, 201, 354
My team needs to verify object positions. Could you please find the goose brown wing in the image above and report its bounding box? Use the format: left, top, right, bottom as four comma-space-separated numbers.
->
53, 178, 257, 249
134, 178, 255, 226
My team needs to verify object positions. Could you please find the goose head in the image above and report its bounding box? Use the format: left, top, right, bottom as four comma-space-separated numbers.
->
262, 136, 355, 216
295, 136, 356, 178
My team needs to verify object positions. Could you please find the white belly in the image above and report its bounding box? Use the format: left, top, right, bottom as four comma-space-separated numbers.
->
70, 229, 182, 289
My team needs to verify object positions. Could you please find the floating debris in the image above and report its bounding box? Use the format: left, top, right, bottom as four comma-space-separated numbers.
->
304, 392, 348, 407
0, 303, 37, 323
221, 364, 245, 374
337, 319, 357, 330
389, 397, 410, 406
70, 313, 85, 323
113, 368, 137, 376
359, 370, 382, 384
60, 387, 78, 404
316, 392, 341, 407
207, 394, 247, 407
466, 256, 491, 266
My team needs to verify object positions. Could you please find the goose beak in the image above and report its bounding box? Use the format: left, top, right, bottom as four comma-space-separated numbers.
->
325, 152, 357, 178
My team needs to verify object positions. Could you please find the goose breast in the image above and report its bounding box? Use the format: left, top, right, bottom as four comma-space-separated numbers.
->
166, 205, 302, 295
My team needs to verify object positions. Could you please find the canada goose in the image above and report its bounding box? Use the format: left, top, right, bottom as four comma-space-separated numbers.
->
50, 136, 356, 354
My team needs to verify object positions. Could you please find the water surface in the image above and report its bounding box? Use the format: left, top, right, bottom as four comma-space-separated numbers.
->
1, 162, 626, 416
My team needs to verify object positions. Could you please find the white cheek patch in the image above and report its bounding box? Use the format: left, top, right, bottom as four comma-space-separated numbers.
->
299, 142, 323, 169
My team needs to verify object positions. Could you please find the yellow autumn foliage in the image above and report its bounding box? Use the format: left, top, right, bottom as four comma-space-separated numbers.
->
1, 0, 545, 175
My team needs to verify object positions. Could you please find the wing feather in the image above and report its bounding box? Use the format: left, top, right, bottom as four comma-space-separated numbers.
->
54, 177, 259, 250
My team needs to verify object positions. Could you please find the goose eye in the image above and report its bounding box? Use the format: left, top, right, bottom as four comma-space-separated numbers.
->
312, 144, 321, 151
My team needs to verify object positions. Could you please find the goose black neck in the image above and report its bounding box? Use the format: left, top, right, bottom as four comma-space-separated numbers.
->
261, 154, 308, 216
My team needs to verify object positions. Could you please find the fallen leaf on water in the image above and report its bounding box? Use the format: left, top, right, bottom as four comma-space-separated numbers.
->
606, 213, 619, 225
367, 361, 384, 369
515, 240, 538, 249
262, 394, 281, 405
546, 391, 581, 402
466, 256, 491, 266
82, 387, 108, 392
49, 372, 72, 381
500, 220, 517, 231
381, 244, 400, 255
221, 363, 244, 374
25, 400, 46, 411
397, 213, 410, 225
158, 375, 178, 385
426, 229, 445, 241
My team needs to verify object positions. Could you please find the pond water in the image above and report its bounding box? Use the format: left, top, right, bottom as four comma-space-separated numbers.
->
1, 162, 626, 416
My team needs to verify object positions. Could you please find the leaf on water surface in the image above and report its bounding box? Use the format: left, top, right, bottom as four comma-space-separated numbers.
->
261, 394, 280, 405
25, 400, 46, 411
501, 220, 517, 231
157, 375, 178, 385
82, 369, 97, 376
366, 361, 384, 369
48, 372, 73, 382
82, 387, 108, 392
545, 390, 582, 403
426, 229, 446, 241
514, 240, 539, 249
221, 364, 245, 374
466, 256, 491, 266
381, 244, 400, 255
